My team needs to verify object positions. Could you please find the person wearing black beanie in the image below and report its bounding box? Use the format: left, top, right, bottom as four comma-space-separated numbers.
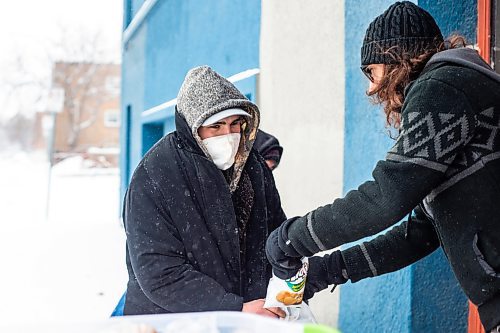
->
266, 2, 500, 331
254, 130, 284, 171
361, 1, 443, 66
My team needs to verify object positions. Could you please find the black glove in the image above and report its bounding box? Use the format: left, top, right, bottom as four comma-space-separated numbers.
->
266, 219, 303, 279
303, 251, 348, 300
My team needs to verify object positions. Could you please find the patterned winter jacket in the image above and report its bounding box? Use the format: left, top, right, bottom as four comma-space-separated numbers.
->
286, 48, 500, 330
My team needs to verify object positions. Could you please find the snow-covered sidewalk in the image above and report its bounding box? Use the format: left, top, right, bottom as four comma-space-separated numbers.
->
0, 152, 127, 327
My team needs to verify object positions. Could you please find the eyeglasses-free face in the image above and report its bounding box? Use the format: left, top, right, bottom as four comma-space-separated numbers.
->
197, 115, 246, 140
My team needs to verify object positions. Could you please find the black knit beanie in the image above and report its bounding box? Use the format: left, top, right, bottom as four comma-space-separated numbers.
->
361, 1, 444, 65
254, 130, 283, 164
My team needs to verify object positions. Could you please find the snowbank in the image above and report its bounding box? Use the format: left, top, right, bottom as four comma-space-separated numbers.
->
0, 152, 127, 327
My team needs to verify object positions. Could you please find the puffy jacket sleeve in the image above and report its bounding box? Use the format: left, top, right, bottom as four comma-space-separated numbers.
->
285, 77, 476, 256
124, 165, 243, 312
341, 205, 440, 281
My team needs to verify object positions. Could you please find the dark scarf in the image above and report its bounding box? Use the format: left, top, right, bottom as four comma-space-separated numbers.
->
223, 168, 255, 265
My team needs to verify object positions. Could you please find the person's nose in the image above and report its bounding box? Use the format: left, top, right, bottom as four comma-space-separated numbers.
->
220, 125, 232, 135
368, 81, 378, 94
230, 125, 241, 134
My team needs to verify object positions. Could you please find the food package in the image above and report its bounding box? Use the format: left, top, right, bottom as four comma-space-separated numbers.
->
264, 257, 308, 309
282, 302, 317, 323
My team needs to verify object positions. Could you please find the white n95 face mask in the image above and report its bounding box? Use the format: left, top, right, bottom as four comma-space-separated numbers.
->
202, 133, 241, 170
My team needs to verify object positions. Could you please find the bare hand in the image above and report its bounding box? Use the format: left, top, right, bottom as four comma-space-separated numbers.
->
242, 299, 286, 319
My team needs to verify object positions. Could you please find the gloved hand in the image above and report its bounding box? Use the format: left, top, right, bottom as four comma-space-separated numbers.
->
303, 251, 348, 300
266, 219, 303, 279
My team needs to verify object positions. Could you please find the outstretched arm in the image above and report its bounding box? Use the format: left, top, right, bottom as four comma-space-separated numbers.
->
342, 205, 440, 281
285, 77, 475, 257
304, 206, 440, 298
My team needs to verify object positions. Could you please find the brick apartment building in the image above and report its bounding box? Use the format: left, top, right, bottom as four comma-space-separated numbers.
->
34, 62, 121, 166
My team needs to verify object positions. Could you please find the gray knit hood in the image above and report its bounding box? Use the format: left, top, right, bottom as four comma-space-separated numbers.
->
425, 47, 500, 84
177, 66, 260, 192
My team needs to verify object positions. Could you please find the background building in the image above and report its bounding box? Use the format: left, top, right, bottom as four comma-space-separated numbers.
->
34, 62, 121, 166
120, 0, 499, 332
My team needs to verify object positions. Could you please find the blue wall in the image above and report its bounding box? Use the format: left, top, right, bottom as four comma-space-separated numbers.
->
143, 0, 260, 109
120, 0, 261, 200
120, 23, 146, 201
419, 0, 477, 44
340, 0, 475, 332
123, 0, 146, 29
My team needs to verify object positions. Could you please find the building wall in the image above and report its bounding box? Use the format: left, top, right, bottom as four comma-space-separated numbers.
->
258, 0, 345, 326
121, 20, 146, 197
419, 0, 477, 43
76, 99, 120, 149
339, 1, 476, 332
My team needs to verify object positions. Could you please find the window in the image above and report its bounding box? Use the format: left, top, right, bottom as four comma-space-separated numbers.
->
104, 110, 120, 127
105, 77, 121, 95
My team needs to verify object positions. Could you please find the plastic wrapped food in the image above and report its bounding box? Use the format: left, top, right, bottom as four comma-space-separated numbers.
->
264, 258, 308, 309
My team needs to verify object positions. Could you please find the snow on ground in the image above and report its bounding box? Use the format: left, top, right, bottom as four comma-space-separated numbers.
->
0, 151, 127, 326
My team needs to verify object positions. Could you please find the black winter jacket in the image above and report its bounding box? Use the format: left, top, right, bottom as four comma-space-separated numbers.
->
286, 48, 500, 330
123, 113, 285, 315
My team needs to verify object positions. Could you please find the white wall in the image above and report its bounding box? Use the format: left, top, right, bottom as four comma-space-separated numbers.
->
258, 0, 345, 327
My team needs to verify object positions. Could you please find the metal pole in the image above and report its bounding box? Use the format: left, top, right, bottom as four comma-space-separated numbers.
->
44, 87, 64, 222
45, 112, 56, 221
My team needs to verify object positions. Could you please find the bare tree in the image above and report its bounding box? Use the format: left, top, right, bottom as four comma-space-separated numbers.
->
0, 23, 120, 152
4, 114, 35, 151
52, 61, 117, 151
48, 24, 119, 151
0, 53, 47, 151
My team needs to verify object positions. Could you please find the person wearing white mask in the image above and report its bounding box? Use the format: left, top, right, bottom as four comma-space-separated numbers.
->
198, 108, 251, 170
121, 66, 286, 319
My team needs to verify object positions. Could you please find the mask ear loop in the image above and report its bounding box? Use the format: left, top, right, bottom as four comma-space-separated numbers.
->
241, 118, 248, 132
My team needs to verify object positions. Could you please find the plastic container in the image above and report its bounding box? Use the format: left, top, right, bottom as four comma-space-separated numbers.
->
105, 311, 341, 333
108, 311, 302, 333
0, 311, 341, 333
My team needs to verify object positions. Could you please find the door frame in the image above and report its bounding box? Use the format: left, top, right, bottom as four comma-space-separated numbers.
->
468, 0, 493, 332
